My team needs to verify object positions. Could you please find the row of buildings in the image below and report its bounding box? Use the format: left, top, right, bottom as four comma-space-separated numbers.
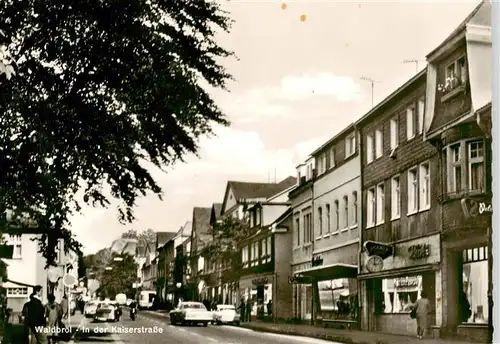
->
136, 2, 492, 342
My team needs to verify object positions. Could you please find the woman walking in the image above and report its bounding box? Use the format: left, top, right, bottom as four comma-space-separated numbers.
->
45, 294, 61, 344
412, 291, 430, 340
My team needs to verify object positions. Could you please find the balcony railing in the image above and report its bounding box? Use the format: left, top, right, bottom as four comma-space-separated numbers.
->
438, 75, 467, 102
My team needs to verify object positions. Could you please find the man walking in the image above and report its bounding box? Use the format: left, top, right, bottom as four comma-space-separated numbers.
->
25, 285, 48, 344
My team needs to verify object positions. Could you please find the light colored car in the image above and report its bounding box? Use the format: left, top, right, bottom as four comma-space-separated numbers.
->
212, 304, 241, 326
169, 302, 213, 327
93, 303, 117, 322
84, 301, 99, 318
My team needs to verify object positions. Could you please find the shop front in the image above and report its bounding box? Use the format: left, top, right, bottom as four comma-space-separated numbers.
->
358, 234, 441, 337
440, 196, 492, 343
291, 261, 313, 322
239, 273, 274, 319
293, 242, 359, 328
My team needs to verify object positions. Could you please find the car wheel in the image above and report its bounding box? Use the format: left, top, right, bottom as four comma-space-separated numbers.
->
203, 322, 208, 327
235, 321, 240, 326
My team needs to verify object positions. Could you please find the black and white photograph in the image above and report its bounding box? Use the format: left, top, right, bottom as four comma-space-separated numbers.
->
0, 1, 496, 344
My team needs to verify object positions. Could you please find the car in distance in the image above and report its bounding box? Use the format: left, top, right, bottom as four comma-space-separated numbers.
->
212, 304, 241, 326
169, 302, 213, 327
84, 301, 99, 318
93, 303, 117, 322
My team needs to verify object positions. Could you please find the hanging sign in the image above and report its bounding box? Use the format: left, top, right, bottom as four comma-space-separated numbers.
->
364, 241, 394, 259
461, 198, 493, 219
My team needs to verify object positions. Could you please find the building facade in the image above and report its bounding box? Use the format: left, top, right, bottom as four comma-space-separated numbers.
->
290, 157, 315, 322
294, 125, 361, 328
189, 207, 213, 301
238, 184, 295, 320
423, 1, 492, 341
356, 68, 442, 336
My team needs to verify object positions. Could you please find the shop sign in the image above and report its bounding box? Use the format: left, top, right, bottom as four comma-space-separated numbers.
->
311, 256, 323, 267
252, 277, 268, 285
288, 276, 312, 284
408, 244, 430, 260
364, 241, 393, 259
461, 198, 493, 219
394, 276, 419, 288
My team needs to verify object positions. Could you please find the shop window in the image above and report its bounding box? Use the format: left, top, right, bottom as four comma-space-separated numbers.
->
318, 278, 359, 320
461, 246, 488, 324
375, 275, 422, 313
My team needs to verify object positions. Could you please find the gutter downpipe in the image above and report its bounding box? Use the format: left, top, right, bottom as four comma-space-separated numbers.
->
311, 177, 315, 326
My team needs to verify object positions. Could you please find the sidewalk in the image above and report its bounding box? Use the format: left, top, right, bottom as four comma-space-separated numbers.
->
239, 322, 481, 344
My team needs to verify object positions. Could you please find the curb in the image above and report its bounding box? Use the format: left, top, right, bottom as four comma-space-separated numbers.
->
240, 325, 375, 344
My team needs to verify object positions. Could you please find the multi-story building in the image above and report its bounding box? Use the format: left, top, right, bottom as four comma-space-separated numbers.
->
2, 235, 77, 313
141, 231, 173, 293
292, 124, 361, 327
189, 206, 213, 301
238, 180, 296, 320
423, 1, 492, 341
171, 222, 192, 304
156, 233, 176, 301
212, 177, 296, 307
290, 157, 315, 321
356, 68, 441, 337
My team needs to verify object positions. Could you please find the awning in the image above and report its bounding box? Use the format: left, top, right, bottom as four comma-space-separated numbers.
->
295, 263, 358, 281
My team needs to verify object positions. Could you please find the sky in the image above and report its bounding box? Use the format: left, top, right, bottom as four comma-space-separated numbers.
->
70, 0, 481, 255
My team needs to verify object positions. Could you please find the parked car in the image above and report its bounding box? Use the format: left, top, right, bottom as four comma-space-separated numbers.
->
169, 302, 213, 327
212, 304, 240, 326
84, 301, 99, 318
93, 303, 117, 322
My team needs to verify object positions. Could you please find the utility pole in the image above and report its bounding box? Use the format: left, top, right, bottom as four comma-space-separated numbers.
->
360, 76, 379, 108
403, 59, 425, 74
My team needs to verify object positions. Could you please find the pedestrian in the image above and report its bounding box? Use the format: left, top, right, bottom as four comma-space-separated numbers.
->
412, 291, 431, 340
45, 294, 61, 344
21, 294, 34, 344
246, 298, 252, 323
238, 299, 246, 322
25, 285, 48, 344
460, 292, 471, 323
59, 295, 68, 320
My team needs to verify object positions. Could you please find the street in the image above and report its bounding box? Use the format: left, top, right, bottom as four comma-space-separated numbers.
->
70, 312, 342, 344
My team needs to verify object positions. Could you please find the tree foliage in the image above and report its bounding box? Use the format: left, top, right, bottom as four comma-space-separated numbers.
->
203, 216, 251, 282
77, 251, 86, 279
121, 228, 157, 246
99, 253, 138, 299
0, 0, 234, 265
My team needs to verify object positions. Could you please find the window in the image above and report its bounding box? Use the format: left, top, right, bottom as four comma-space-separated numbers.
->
366, 135, 374, 163
318, 278, 358, 319
255, 208, 262, 226
330, 147, 336, 168
303, 213, 312, 243
260, 239, 266, 260
375, 129, 383, 158
251, 242, 259, 266
446, 56, 467, 85
295, 217, 300, 246
419, 162, 430, 210
10, 235, 22, 259
408, 167, 418, 214
468, 140, 485, 191
242, 246, 249, 268
418, 97, 425, 134
375, 276, 423, 314
266, 237, 272, 263
406, 106, 416, 140
325, 204, 331, 233
7, 287, 29, 297
367, 188, 376, 227
376, 183, 385, 224
391, 175, 401, 219
352, 191, 358, 226
462, 246, 488, 324
448, 143, 462, 193
334, 200, 340, 232
317, 207, 323, 237
317, 154, 327, 175
390, 118, 399, 149
343, 196, 349, 229
345, 135, 356, 158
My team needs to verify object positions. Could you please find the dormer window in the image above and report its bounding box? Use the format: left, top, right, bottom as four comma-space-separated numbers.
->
345, 134, 356, 158
439, 56, 467, 95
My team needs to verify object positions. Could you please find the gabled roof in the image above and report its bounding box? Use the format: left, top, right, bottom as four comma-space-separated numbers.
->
174, 221, 192, 239
220, 176, 297, 215
156, 231, 175, 249
273, 208, 292, 228
210, 203, 222, 225
426, 0, 491, 60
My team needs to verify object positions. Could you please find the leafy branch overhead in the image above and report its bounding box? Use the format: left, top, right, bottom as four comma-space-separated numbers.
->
0, 0, 234, 265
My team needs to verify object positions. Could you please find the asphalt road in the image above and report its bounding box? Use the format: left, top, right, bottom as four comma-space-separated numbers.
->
70, 312, 343, 344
